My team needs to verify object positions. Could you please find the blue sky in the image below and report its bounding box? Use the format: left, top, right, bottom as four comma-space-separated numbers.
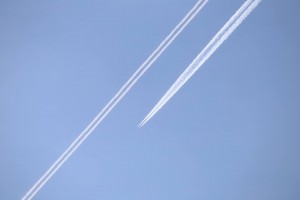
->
1, 0, 300, 199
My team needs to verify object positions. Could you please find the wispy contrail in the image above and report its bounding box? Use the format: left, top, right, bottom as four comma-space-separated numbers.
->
22, 1, 208, 199
139, 0, 262, 127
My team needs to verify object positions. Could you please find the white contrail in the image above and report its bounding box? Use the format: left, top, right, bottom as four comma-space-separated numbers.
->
139, 0, 262, 127
22, 1, 208, 199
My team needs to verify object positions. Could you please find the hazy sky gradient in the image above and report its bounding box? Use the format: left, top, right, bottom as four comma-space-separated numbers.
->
1, 0, 300, 199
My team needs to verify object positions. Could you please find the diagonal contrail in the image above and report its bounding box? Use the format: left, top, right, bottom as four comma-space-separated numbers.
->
22, 0, 208, 199
139, 0, 262, 127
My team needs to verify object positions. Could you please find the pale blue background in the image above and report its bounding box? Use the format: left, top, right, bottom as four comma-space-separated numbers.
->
1, 0, 300, 199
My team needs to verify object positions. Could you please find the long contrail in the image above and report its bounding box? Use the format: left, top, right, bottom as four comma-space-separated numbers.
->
22, 1, 208, 199
139, 0, 262, 127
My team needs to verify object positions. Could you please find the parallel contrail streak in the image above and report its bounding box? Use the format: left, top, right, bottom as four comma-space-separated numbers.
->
22, 1, 208, 199
139, 0, 262, 127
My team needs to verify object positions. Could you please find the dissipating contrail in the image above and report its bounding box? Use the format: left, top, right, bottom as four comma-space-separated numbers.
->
22, 0, 208, 199
139, 0, 262, 127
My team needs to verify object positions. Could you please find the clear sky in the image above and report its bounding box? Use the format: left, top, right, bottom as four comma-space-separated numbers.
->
1, 0, 300, 199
